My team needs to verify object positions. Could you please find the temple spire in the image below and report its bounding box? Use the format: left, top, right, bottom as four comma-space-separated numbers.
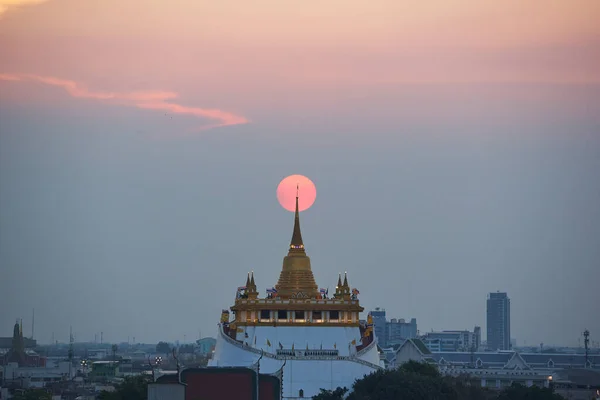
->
247, 271, 258, 299
289, 184, 304, 252
275, 182, 318, 299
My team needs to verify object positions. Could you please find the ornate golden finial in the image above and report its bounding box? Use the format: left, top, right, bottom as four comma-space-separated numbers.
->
334, 273, 343, 299
247, 271, 258, 299
341, 272, 351, 299
289, 184, 304, 252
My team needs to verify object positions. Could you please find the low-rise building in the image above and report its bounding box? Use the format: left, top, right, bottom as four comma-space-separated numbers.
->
392, 339, 600, 391
421, 327, 481, 352
90, 361, 119, 379
0, 361, 73, 389
196, 338, 216, 355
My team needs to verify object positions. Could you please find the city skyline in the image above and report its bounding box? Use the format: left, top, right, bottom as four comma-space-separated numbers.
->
2, 0, 600, 347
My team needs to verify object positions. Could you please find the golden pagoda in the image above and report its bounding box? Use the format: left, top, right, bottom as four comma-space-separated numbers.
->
228, 190, 363, 327
210, 187, 381, 399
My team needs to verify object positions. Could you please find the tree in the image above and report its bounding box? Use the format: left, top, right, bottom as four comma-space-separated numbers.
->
98, 375, 151, 400
12, 389, 52, 400
323, 362, 561, 400
346, 361, 491, 400
312, 387, 348, 400
497, 383, 564, 400
398, 360, 441, 378
156, 341, 171, 354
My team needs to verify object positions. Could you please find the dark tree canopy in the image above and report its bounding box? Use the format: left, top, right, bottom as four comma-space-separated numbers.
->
98, 375, 151, 400
497, 384, 565, 400
397, 360, 441, 378
312, 387, 349, 400
315, 361, 564, 400
156, 341, 171, 354
12, 389, 52, 400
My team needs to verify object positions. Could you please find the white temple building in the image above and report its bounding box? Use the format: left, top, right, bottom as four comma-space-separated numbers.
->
209, 193, 382, 399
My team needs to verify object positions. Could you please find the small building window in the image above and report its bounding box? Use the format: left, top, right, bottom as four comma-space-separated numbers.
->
295, 311, 305, 320
313, 311, 322, 320
278, 310, 287, 320
330, 311, 339, 320
260, 310, 270, 320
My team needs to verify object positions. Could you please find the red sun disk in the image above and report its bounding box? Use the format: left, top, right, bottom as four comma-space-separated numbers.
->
277, 175, 317, 212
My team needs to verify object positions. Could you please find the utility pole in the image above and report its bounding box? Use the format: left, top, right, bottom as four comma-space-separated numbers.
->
583, 330, 590, 368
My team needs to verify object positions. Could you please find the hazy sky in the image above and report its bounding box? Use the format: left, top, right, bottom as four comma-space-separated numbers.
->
1, 0, 599, 347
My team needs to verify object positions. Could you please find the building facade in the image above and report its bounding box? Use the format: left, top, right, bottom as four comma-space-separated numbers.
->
196, 338, 217, 355
369, 309, 417, 348
421, 327, 481, 352
370, 308, 387, 348
487, 292, 511, 351
209, 194, 382, 399
386, 318, 417, 347
392, 339, 600, 391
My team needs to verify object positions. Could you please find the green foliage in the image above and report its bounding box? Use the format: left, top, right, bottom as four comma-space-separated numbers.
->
319, 362, 562, 400
156, 341, 171, 354
12, 389, 52, 400
312, 387, 349, 400
347, 366, 463, 400
497, 383, 564, 400
98, 375, 151, 400
398, 360, 441, 378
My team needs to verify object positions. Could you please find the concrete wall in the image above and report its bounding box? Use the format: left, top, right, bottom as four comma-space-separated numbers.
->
148, 383, 185, 400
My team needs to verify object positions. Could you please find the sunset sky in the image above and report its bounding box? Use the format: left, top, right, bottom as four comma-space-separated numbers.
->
1, 0, 599, 347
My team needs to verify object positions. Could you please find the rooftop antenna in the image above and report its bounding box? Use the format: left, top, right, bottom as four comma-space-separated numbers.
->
584, 329, 590, 368
31, 308, 35, 340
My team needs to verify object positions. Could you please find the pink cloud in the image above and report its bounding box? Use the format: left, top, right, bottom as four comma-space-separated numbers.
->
0, 73, 249, 131
0, 0, 49, 18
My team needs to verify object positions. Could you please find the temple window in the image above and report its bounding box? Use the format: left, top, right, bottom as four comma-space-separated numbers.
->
260, 310, 270, 321
295, 311, 305, 321
277, 310, 287, 321
330, 311, 339, 321
313, 311, 322, 322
